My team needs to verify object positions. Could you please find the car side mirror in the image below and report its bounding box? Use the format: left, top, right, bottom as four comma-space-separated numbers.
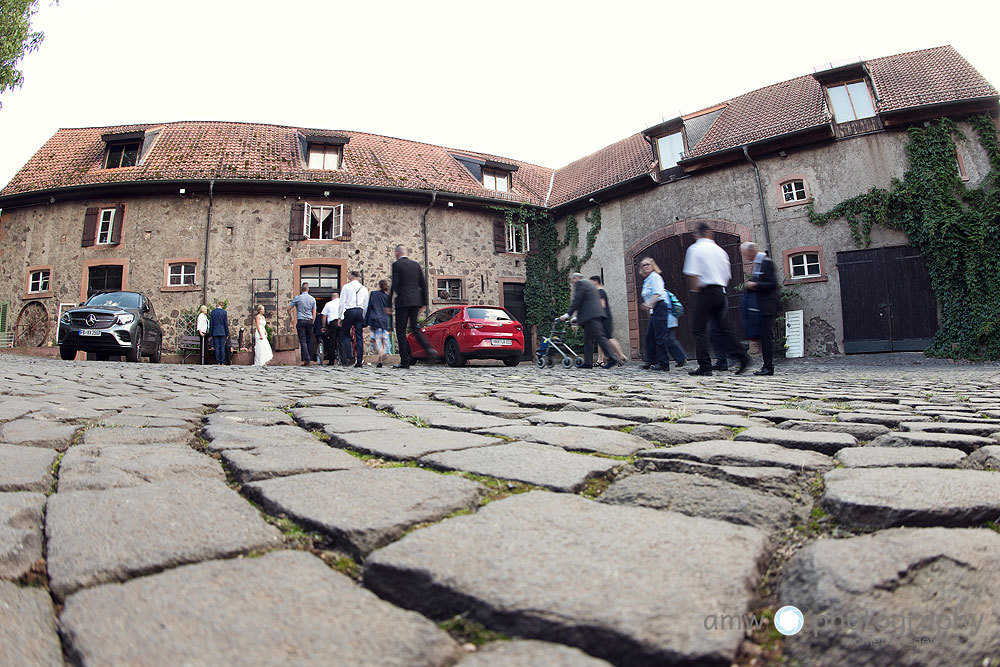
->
79, 301, 85, 306
143, 303, 150, 313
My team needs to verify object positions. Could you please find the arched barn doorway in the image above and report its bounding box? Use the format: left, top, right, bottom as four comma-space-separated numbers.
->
628, 222, 749, 361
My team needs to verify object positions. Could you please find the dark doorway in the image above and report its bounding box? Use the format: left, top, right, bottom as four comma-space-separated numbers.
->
502, 282, 532, 360
837, 245, 938, 353
300, 265, 340, 302
633, 231, 744, 360
87, 265, 124, 298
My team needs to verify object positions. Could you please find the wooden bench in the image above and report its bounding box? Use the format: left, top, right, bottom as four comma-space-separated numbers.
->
176, 335, 203, 364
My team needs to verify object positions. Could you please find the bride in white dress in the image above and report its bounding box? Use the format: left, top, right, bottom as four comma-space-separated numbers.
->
253, 305, 273, 367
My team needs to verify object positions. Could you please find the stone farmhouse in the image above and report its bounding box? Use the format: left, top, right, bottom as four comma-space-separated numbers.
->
1, 45, 996, 360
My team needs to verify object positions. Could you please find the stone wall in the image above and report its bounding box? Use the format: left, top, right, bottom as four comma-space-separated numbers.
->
0, 193, 524, 350
594, 120, 994, 358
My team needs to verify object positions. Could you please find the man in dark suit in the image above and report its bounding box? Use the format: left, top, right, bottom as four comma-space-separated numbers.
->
208, 300, 229, 365
387, 245, 436, 369
560, 272, 620, 369
742, 242, 779, 375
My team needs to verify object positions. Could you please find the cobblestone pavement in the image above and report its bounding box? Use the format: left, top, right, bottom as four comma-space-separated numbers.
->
1, 354, 999, 666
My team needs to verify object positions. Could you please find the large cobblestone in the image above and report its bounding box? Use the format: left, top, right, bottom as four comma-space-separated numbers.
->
2, 352, 999, 665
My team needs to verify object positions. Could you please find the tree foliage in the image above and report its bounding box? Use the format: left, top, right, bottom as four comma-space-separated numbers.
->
0, 0, 46, 108
807, 115, 1000, 360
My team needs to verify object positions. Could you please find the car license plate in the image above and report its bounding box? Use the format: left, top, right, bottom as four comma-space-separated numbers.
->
79, 330, 101, 337
492, 338, 512, 346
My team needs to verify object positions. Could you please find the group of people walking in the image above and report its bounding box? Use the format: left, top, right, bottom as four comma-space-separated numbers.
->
287, 245, 433, 369
640, 222, 777, 376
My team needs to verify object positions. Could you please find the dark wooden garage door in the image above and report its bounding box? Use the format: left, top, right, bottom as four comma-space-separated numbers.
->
837, 245, 938, 353
633, 231, 743, 360
502, 282, 533, 360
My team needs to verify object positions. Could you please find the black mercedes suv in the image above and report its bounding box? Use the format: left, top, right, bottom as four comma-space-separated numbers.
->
58, 291, 163, 362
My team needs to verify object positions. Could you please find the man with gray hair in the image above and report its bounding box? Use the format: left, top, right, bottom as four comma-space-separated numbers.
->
560, 273, 621, 369
741, 241, 778, 375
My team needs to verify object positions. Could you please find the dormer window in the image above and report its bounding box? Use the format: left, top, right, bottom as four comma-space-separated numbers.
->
656, 131, 685, 170
826, 81, 876, 123
104, 140, 141, 169
307, 143, 342, 170
483, 168, 510, 192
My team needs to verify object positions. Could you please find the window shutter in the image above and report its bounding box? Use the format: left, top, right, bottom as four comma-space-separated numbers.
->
82, 208, 98, 247
493, 220, 506, 253
341, 205, 352, 241
289, 203, 306, 241
110, 204, 125, 244
527, 222, 539, 255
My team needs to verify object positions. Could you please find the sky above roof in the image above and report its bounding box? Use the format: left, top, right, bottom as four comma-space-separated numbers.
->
1, 0, 997, 188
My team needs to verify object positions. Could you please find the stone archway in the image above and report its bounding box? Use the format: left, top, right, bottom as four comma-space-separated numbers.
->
624, 219, 752, 359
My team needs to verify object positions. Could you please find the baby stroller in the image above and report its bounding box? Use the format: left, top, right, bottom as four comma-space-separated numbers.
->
536, 318, 585, 368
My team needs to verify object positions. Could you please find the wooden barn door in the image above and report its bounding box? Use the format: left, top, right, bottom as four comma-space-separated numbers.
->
633, 231, 743, 360
837, 245, 938, 353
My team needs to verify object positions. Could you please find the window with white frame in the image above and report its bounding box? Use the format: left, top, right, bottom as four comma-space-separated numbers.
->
656, 131, 685, 170
307, 143, 342, 170
437, 278, 463, 301
97, 208, 116, 245
781, 179, 807, 203
506, 220, 529, 253
789, 252, 822, 279
826, 81, 876, 123
168, 263, 196, 286
28, 269, 50, 293
303, 203, 344, 240
483, 168, 510, 193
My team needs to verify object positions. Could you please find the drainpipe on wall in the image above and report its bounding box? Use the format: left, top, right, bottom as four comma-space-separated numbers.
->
201, 179, 215, 306
741, 145, 772, 254
421, 191, 437, 317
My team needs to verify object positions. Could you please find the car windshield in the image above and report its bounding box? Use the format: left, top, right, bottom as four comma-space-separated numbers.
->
86, 292, 142, 309
466, 308, 512, 322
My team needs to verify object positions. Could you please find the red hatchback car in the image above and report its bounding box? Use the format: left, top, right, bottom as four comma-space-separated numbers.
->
408, 305, 525, 367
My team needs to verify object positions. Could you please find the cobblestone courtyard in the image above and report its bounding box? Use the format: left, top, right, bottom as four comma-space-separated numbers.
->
2, 353, 999, 666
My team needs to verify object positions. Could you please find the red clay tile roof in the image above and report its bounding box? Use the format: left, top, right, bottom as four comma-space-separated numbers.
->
546, 134, 651, 208
1, 121, 554, 205
3, 47, 995, 210
869, 45, 998, 112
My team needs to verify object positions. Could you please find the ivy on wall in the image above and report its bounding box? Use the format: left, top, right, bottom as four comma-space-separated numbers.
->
493, 205, 602, 332
806, 114, 1000, 359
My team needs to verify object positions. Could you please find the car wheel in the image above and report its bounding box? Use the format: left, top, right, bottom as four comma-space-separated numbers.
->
444, 338, 466, 367
503, 356, 520, 367
561, 356, 574, 368
536, 356, 546, 368
126, 328, 142, 362
59, 346, 77, 361
149, 336, 162, 364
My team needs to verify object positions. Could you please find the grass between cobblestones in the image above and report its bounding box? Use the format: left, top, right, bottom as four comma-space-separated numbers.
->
438, 614, 510, 646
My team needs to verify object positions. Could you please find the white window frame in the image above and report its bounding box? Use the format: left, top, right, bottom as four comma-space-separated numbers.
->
789, 252, 822, 279
168, 263, 196, 286
782, 180, 807, 203
303, 203, 344, 240
656, 131, 685, 170
483, 168, 510, 193
28, 269, 50, 293
505, 220, 529, 254
307, 144, 342, 170
437, 278, 463, 301
97, 208, 116, 245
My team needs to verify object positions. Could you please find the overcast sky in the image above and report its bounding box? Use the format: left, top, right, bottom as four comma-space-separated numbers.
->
1, 0, 997, 186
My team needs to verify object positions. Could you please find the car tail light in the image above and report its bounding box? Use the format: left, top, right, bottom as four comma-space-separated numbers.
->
514, 324, 522, 331
462, 323, 484, 329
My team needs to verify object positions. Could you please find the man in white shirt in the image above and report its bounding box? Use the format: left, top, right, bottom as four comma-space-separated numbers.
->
320, 290, 341, 366
682, 222, 750, 376
338, 271, 370, 368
